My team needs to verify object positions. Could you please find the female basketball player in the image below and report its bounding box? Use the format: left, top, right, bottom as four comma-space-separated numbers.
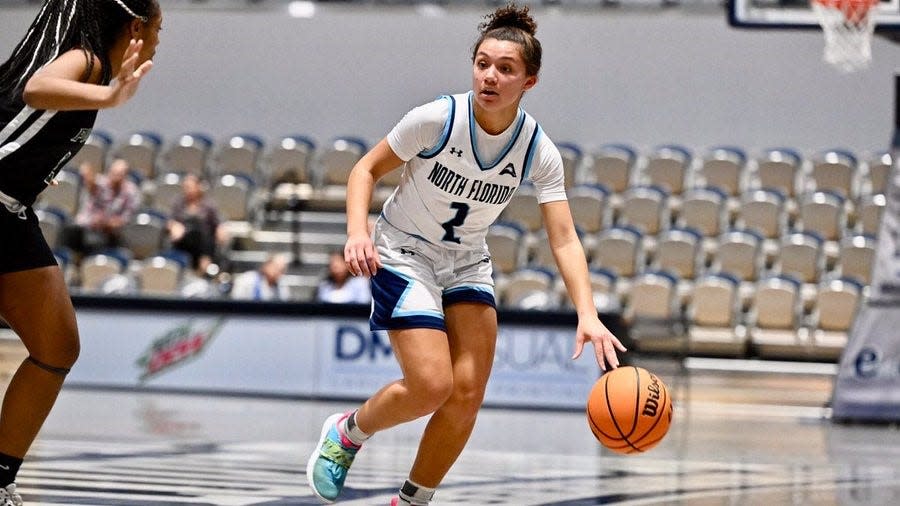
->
307, 4, 626, 505
0, 1, 161, 503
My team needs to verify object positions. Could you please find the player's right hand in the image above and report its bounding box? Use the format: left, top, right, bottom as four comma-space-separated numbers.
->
345, 233, 381, 278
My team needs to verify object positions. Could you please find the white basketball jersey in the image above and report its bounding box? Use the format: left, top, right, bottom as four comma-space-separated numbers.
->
382, 92, 546, 250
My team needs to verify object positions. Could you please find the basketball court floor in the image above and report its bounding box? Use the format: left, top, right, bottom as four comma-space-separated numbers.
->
2, 345, 898, 506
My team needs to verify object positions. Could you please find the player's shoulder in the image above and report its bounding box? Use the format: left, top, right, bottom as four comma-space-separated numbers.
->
406, 94, 456, 125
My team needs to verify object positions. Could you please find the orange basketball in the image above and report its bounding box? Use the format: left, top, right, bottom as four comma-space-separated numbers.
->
586, 366, 673, 454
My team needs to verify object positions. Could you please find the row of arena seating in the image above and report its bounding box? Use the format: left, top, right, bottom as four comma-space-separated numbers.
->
33, 131, 886, 362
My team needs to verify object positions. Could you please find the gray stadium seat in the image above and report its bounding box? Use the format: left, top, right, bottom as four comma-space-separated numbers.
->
640, 144, 692, 196
748, 274, 806, 359
213, 133, 264, 179
686, 272, 746, 357
111, 131, 162, 180
161, 133, 213, 176
751, 147, 803, 198
584, 143, 637, 194
808, 148, 858, 199
696, 146, 747, 197
485, 221, 527, 276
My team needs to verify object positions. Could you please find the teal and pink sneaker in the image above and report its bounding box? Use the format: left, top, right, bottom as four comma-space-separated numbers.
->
307, 412, 361, 503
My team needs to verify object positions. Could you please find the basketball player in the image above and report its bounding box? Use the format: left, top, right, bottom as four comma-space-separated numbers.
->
307, 4, 626, 505
0, 1, 161, 503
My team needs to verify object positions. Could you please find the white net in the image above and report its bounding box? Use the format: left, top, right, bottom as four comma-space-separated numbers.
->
812, 0, 878, 72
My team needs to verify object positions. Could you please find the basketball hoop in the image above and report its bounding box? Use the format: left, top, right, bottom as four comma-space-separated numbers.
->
812, 0, 879, 72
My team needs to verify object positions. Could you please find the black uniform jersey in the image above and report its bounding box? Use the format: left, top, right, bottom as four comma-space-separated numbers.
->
0, 92, 97, 207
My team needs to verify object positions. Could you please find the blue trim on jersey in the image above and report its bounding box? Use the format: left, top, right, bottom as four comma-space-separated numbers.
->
521, 125, 542, 183
467, 92, 526, 171
418, 95, 456, 160
443, 285, 496, 308
370, 266, 446, 331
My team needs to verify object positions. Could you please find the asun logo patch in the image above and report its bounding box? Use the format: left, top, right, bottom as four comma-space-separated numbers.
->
136, 318, 225, 381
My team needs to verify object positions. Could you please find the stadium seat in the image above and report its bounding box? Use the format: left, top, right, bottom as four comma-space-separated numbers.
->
148, 172, 184, 214
266, 135, 316, 187
809, 277, 864, 361
111, 131, 163, 180
710, 228, 764, 283
306, 136, 367, 211
686, 272, 746, 357
696, 146, 747, 197
618, 184, 669, 236
836, 234, 876, 285
79, 252, 127, 291
624, 270, 683, 353
748, 274, 806, 359
676, 187, 729, 257
567, 183, 611, 234
640, 144, 692, 196
160, 132, 213, 176
499, 267, 557, 310
208, 173, 255, 222
590, 225, 644, 278
796, 190, 847, 242
751, 147, 803, 198
863, 151, 891, 196
584, 143, 637, 194
735, 188, 787, 240
775, 231, 825, 284
808, 148, 858, 199
651, 227, 703, 281
855, 193, 885, 236
120, 209, 168, 259
213, 133, 264, 179
136, 255, 184, 296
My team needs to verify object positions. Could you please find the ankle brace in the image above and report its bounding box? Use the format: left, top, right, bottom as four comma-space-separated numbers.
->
398, 479, 435, 505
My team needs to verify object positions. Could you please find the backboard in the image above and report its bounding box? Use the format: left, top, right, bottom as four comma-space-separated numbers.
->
728, 0, 900, 30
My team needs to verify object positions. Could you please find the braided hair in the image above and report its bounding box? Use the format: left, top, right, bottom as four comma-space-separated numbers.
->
472, 3, 542, 77
0, 0, 159, 99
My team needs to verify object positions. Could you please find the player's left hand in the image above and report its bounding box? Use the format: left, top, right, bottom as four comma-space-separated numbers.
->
108, 39, 153, 107
571, 317, 627, 371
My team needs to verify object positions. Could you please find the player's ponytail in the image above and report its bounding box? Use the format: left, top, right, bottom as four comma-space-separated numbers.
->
0, 0, 159, 100
472, 2, 542, 77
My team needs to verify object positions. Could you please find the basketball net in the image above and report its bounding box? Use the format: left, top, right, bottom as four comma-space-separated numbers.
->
812, 0, 879, 72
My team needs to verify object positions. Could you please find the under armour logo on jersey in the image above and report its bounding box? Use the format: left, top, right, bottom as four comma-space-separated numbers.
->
499, 163, 517, 178
449, 147, 463, 157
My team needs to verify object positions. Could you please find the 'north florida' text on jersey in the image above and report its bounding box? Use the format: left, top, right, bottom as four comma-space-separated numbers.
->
382, 92, 544, 250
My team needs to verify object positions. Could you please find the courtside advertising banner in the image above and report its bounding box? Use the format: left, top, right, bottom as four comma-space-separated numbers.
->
70, 310, 599, 409
831, 160, 900, 421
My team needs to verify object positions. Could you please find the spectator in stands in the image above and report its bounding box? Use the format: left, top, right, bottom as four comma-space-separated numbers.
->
167, 173, 227, 275
63, 158, 140, 257
0, 0, 161, 503
315, 249, 371, 304
230, 253, 291, 301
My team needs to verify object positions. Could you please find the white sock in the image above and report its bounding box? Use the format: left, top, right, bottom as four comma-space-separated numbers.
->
341, 410, 370, 446
397, 479, 435, 505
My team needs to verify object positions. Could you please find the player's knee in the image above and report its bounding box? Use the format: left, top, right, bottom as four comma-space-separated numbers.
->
448, 379, 487, 415
31, 335, 80, 371
410, 375, 454, 413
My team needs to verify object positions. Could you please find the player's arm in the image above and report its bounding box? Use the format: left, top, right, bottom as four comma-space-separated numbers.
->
23, 40, 152, 110
541, 200, 626, 370
345, 138, 403, 277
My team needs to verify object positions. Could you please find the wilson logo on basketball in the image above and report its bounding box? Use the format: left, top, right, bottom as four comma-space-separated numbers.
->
136, 318, 225, 381
642, 375, 662, 417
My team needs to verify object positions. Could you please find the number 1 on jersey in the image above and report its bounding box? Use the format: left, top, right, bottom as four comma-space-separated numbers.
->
441, 202, 470, 244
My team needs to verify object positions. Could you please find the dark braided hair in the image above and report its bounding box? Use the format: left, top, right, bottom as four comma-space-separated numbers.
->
472, 3, 542, 77
0, 0, 159, 100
